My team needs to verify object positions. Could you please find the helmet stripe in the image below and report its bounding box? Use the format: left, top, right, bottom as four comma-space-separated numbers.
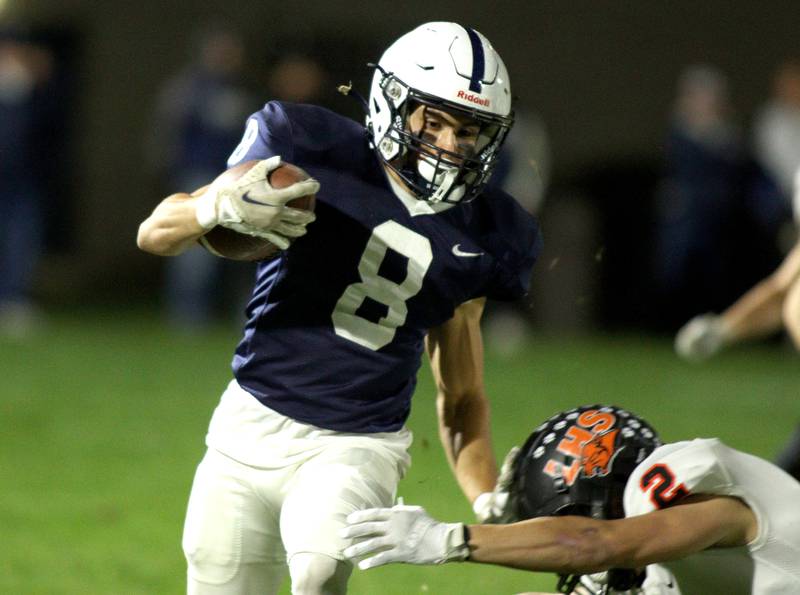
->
464, 27, 485, 93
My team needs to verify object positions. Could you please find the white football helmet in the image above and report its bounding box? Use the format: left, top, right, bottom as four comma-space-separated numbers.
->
367, 22, 514, 203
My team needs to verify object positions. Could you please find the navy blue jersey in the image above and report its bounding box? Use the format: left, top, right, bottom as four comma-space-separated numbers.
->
227, 101, 541, 433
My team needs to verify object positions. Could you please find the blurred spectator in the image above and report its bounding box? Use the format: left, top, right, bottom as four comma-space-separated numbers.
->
754, 59, 800, 205
0, 30, 55, 337
262, 34, 364, 118
266, 51, 327, 104
491, 109, 550, 216
147, 24, 257, 331
651, 65, 751, 327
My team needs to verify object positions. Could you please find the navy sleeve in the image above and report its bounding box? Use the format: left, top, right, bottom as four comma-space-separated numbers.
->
226, 102, 295, 167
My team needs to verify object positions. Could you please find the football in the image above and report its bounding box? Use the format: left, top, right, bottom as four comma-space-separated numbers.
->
199, 160, 316, 261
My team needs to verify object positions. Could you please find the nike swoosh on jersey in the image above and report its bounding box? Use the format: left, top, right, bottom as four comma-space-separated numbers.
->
241, 191, 278, 207
452, 244, 484, 257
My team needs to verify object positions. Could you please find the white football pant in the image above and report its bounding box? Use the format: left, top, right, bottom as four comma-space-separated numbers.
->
182, 380, 411, 594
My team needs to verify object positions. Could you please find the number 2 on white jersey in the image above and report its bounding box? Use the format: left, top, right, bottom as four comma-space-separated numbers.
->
332, 221, 432, 350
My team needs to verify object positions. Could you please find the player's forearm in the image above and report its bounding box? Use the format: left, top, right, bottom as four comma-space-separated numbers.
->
467, 516, 620, 573
724, 242, 800, 343
721, 276, 786, 343
465, 496, 754, 574
137, 193, 207, 256
783, 280, 800, 349
437, 391, 497, 502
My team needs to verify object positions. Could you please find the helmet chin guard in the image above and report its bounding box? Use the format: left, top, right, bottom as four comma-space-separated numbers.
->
366, 22, 514, 204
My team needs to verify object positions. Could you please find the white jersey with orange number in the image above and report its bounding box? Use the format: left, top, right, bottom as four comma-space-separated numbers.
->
624, 438, 800, 594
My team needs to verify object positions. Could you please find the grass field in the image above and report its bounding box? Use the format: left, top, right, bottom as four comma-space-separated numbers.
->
1, 308, 798, 594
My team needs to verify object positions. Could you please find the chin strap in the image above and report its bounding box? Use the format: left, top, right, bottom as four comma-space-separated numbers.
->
416, 157, 465, 204
430, 168, 460, 203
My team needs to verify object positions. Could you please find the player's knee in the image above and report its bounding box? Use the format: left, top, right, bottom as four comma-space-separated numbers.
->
288, 552, 351, 595
183, 537, 239, 588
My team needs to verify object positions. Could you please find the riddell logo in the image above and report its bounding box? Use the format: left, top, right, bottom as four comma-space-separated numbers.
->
457, 90, 490, 107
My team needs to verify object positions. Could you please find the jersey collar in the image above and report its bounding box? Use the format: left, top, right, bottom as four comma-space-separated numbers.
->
385, 170, 457, 217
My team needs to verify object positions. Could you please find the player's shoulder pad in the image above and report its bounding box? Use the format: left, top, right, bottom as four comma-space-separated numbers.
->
624, 438, 734, 517
273, 101, 368, 154
227, 100, 364, 168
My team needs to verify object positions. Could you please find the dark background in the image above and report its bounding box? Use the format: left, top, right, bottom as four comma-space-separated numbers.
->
5, 0, 800, 329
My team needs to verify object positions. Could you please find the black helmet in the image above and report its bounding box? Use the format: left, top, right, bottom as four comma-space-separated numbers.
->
509, 404, 661, 593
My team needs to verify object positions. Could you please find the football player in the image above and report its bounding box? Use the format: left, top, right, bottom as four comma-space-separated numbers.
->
675, 165, 800, 481
137, 22, 541, 595
342, 405, 800, 594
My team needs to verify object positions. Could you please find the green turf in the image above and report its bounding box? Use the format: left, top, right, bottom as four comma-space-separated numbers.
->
1, 310, 798, 594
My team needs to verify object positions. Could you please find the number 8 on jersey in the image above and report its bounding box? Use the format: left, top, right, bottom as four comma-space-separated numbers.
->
332, 221, 433, 350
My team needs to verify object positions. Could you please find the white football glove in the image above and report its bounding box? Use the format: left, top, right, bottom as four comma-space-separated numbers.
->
195, 156, 319, 249
341, 505, 469, 570
674, 313, 730, 362
473, 446, 520, 523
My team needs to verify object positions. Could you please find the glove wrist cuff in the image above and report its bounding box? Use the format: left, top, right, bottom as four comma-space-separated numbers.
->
195, 190, 219, 230
441, 522, 470, 563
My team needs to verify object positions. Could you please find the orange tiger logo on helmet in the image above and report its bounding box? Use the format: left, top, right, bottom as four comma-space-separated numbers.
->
543, 410, 622, 486
581, 428, 620, 478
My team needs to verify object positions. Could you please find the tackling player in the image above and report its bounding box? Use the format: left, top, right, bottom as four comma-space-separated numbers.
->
674, 165, 800, 481
342, 405, 800, 594
137, 22, 541, 595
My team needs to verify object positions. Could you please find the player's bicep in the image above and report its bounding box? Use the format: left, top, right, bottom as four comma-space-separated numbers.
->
611, 495, 755, 566
426, 298, 486, 399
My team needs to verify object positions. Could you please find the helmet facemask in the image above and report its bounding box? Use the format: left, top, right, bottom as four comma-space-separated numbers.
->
372, 70, 512, 204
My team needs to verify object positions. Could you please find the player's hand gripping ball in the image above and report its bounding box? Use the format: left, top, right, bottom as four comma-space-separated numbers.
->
199, 158, 317, 261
